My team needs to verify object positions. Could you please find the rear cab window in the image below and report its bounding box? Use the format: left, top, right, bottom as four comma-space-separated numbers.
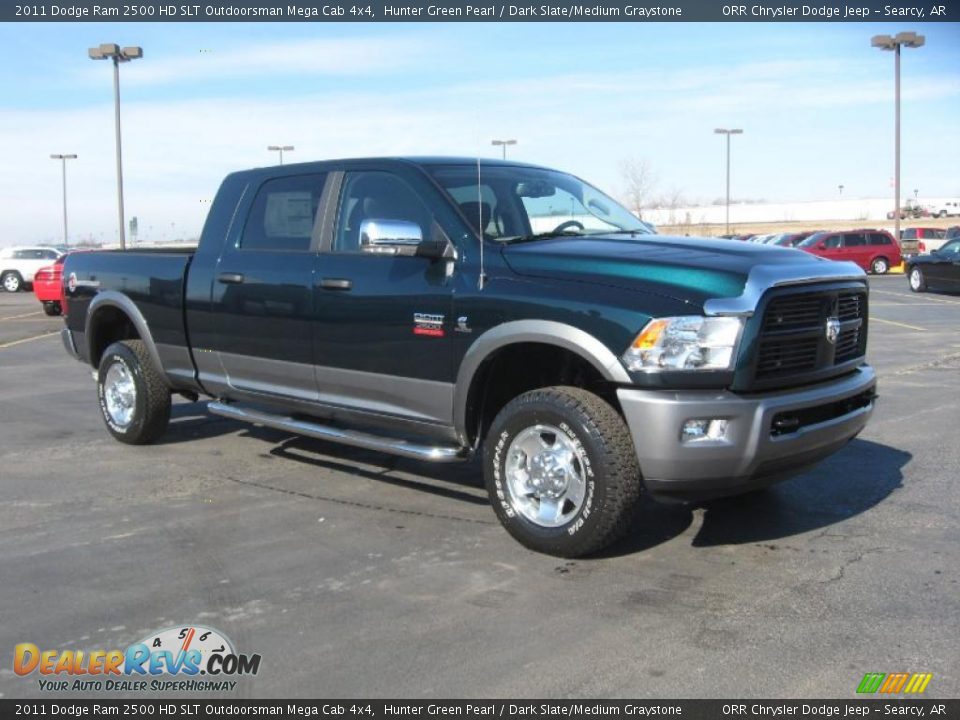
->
240, 173, 328, 252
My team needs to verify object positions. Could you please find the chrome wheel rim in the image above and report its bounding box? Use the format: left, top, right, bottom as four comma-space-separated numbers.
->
910, 269, 921, 290
874, 259, 887, 273
3, 275, 18, 292
103, 361, 137, 427
504, 424, 587, 528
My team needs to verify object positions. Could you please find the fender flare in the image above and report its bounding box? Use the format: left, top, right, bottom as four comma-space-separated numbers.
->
453, 320, 631, 444
84, 291, 171, 388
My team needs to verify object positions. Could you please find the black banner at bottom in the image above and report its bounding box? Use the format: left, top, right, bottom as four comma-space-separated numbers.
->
1, 699, 957, 719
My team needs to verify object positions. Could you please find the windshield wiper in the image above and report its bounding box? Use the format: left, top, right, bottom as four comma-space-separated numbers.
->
498, 230, 587, 245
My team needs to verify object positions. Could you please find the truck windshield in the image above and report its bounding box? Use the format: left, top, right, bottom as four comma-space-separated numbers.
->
427, 165, 651, 243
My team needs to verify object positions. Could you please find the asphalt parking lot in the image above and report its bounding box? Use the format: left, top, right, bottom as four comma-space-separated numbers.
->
1, 276, 958, 699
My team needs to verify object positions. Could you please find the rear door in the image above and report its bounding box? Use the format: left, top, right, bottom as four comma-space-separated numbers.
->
841, 232, 869, 270
16, 249, 60, 282
209, 172, 329, 401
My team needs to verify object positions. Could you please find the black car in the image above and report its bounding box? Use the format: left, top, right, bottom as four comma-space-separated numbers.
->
906, 238, 960, 293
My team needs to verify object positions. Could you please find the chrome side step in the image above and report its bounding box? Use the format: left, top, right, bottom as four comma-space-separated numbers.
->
207, 401, 469, 463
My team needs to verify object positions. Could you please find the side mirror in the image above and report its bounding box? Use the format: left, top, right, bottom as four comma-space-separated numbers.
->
360, 219, 423, 256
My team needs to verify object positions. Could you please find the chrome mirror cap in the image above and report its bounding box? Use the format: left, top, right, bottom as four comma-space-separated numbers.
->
359, 219, 423, 255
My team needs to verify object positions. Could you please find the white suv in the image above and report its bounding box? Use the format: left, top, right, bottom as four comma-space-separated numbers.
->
0, 247, 63, 292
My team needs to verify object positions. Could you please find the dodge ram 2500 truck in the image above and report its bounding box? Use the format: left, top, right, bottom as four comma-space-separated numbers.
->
61, 157, 877, 557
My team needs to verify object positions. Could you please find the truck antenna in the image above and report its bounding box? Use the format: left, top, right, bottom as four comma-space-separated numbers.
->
477, 153, 485, 290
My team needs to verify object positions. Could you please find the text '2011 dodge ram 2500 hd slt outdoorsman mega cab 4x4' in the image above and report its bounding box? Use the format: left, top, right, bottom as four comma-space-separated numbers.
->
61, 158, 877, 557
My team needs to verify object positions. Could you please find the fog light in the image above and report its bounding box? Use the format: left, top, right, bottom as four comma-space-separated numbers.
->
681, 418, 729, 443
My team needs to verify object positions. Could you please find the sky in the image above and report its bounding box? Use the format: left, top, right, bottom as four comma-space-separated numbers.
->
0, 21, 958, 246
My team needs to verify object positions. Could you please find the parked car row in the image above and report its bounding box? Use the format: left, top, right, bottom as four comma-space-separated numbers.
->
0, 246, 62, 293
720, 229, 900, 274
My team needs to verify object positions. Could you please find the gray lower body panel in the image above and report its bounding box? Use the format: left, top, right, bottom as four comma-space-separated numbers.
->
61, 328, 81, 361
617, 366, 877, 499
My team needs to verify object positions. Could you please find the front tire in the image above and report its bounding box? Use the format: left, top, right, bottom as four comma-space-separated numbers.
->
871, 257, 889, 275
484, 386, 642, 557
2, 271, 23, 293
97, 340, 171, 445
908, 266, 927, 293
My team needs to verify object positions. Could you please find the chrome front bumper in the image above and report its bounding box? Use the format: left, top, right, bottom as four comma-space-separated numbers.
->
617, 366, 877, 500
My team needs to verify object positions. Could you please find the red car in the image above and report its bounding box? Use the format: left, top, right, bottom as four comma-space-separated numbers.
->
32, 255, 66, 315
797, 229, 902, 274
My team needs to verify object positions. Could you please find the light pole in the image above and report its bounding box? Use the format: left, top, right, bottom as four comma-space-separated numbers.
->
89, 43, 142, 250
714, 128, 743, 235
871, 31, 924, 241
50, 154, 77, 247
268, 145, 294, 165
491, 139, 517, 160
838, 184, 845, 196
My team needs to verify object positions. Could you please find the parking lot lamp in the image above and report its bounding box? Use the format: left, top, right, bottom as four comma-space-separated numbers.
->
871, 31, 924, 242
50, 154, 77, 247
268, 145, 294, 165
714, 128, 743, 235
491, 139, 517, 160
88, 43, 143, 251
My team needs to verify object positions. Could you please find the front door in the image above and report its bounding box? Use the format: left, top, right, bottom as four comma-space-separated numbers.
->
311, 169, 456, 427
210, 172, 329, 401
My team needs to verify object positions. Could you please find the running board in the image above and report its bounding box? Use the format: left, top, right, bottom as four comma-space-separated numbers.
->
207, 401, 469, 463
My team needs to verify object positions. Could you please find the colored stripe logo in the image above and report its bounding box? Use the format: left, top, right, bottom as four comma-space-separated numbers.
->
857, 672, 932, 694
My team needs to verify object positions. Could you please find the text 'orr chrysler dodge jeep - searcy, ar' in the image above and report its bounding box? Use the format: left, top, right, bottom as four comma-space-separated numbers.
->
61, 158, 877, 557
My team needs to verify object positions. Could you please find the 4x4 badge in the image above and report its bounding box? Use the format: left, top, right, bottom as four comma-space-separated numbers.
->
825, 317, 840, 345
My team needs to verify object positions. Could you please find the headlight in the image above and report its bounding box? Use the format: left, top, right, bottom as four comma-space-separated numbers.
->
623, 316, 744, 372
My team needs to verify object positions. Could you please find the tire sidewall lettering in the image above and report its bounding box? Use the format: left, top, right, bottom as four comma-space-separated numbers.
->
490, 411, 598, 535
98, 353, 137, 435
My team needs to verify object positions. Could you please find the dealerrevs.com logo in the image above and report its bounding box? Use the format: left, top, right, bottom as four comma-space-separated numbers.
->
14, 624, 261, 692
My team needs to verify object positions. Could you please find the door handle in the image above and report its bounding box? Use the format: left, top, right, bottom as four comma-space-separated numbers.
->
319, 278, 352, 291
217, 272, 245, 284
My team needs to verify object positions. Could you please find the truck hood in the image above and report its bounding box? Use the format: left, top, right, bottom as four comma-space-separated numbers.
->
499, 234, 840, 306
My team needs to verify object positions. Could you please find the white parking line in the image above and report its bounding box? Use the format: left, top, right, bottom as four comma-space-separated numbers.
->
0, 310, 42, 321
869, 316, 927, 332
871, 289, 960, 306
870, 302, 947, 307
0, 331, 59, 349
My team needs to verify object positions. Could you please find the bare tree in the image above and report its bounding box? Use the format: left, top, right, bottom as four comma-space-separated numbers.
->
619, 157, 657, 219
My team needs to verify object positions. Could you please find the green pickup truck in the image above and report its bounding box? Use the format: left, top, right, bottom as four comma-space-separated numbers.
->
61, 158, 877, 557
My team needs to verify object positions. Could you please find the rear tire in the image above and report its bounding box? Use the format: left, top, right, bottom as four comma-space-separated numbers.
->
97, 340, 171, 445
2, 271, 23, 293
484, 386, 642, 557
871, 257, 889, 275
42, 301, 61, 316
908, 266, 927, 293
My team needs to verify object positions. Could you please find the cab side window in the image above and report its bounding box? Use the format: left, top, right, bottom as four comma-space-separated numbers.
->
823, 235, 841, 249
843, 233, 867, 248
240, 173, 327, 252
333, 171, 430, 254
869, 233, 891, 246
